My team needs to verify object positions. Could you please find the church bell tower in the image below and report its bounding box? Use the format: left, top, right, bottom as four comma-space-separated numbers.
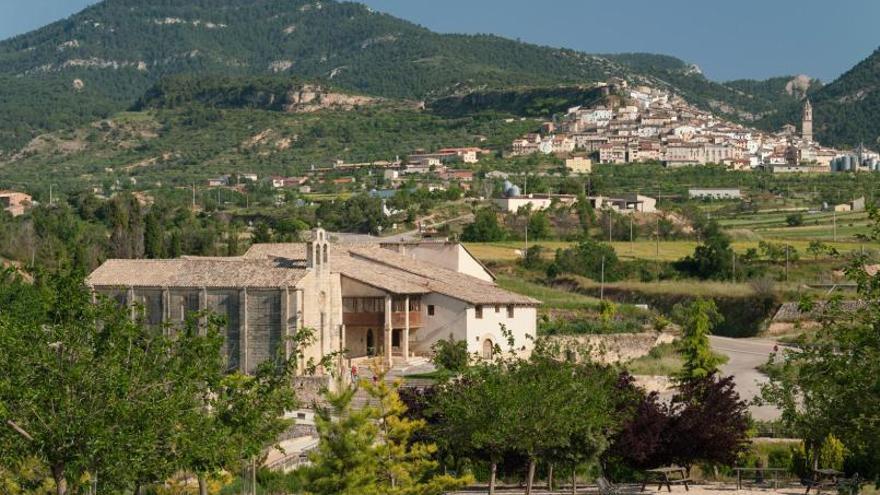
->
802, 99, 813, 143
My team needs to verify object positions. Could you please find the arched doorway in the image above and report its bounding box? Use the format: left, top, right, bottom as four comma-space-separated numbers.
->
482, 339, 494, 360
366, 329, 375, 356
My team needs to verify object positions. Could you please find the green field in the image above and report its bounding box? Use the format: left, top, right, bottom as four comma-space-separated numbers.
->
467, 239, 867, 263
495, 274, 599, 310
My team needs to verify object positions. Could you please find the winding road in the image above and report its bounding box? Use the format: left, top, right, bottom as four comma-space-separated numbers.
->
709, 336, 780, 421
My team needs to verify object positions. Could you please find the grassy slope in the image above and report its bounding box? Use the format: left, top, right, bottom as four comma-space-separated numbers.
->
0, 105, 536, 193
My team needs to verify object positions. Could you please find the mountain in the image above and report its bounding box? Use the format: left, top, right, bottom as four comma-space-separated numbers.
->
794, 48, 880, 148
0, 0, 829, 156
0, 0, 633, 154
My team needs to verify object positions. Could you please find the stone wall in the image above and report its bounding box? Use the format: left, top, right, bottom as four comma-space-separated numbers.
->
548, 331, 675, 365
293, 376, 331, 408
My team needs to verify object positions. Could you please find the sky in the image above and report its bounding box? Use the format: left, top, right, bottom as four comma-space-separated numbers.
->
2, 0, 878, 83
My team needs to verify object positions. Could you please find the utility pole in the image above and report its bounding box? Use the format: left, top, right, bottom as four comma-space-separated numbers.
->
656, 185, 661, 259
608, 212, 613, 243
600, 255, 605, 301
630, 213, 634, 255
49, 184, 53, 206
833, 211, 837, 242
192, 183, 196, 209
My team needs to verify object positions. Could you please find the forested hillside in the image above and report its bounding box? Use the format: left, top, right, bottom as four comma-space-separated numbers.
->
799, 48, 880, 148
0, 0, 632, 153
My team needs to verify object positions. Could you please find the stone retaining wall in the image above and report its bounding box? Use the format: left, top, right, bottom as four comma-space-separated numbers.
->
548, 331, 675, 364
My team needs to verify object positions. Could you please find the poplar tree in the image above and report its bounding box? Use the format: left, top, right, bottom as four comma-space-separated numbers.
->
674, 298, 722, 381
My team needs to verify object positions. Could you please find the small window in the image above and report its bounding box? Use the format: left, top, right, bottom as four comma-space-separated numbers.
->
428, 305, 435, 316
507, 305, 515, 318
495, 305, 500, 313
475, 305, 483, 319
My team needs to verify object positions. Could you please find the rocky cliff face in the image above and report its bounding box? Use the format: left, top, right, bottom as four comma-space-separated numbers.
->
284, 84, 378, 113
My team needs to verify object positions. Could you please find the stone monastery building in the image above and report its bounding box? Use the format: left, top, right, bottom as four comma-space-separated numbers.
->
87, 229, 539, 375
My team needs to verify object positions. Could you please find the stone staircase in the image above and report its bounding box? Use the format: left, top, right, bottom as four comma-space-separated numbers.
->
349, 356, 436, 409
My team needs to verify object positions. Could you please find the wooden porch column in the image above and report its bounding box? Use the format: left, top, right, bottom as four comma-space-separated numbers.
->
403, 295, 410, 362
384, 294, 393, 367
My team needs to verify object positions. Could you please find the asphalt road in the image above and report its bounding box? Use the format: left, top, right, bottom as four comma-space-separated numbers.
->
709, 335, 781, 421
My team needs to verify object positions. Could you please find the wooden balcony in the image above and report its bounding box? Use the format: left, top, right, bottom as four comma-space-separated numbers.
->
391, 311, 421, 328
343, 312, 384, 327
342, 311, 422, 328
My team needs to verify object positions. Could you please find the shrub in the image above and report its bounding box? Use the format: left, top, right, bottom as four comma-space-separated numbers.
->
818, 434, 846, 471
521, 245, 544, 269
554, 239, 621, 281
431, 335, 469, 372
789, 442, 812, 478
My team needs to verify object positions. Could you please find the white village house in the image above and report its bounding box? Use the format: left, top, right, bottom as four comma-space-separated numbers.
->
87, 229, 539, 378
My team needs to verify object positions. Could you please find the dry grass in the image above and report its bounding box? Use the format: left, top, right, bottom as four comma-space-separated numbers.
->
571, 275, 757, 298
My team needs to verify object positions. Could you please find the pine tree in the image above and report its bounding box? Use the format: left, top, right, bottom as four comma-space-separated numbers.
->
362, 366, 471, 495
301, 386, 379, 495
303, 365, 470, 495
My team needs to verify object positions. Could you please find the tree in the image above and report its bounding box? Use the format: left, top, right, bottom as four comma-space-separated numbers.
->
674, 220, 734, 280
786, 213, 804, 227
574, 195, 596, 233
431, 344, 624, 495
761, 246, 880, 478
431, 336, 469, 373
605, 375, 671, 471
302, 366, 469, 495
0, 268, 316, 494
430, 361, 512, 495
664, 374, 750, 473
300, 386, 380, 495
608, 374, 749, 476
527, 211, 552, 240
0, 269, 226, 494
462, 209, 507, 242
364, 367, 470, 494
554, 239, 620, 281
673, 299, 723, 381
521, 245, 544, 270
143, 209, 165, 258
182, 334, 313, 495
252, 221, 272, 244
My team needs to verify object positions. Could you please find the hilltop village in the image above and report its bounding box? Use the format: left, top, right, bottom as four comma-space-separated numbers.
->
511, 80, 876, 172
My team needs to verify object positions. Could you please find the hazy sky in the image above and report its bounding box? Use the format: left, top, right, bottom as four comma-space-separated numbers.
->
2, 0, 878, 83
